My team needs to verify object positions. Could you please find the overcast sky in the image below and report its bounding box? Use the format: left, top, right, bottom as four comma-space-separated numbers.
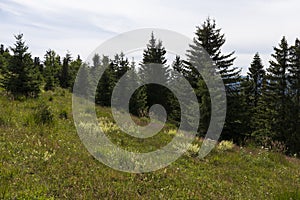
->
1, 0, 300, 74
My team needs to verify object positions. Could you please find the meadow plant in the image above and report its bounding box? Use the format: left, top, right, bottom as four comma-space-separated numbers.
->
217, 140, 234, 151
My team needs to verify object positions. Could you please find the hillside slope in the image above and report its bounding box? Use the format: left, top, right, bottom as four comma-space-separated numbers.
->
0, 89, 299, 199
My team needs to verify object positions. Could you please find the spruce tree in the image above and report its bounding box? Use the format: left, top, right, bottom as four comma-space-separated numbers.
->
34, 57, 43, 74
244, 53, 265, 139
0, 44, 4, 54
43, 50, 62, 90
265, 37, 290, 142
169, 56, 183, 123
114, 52, 130, 80
0, 44, 10, 75
139, 33, 171, 118
1, 34, 41, 97
185, 18, 241, 140
95, 56, 116, 106
288, 38, 300, 153
73, 62, 91, 98
69, 55, 82, 90
248, 53, 265, 107
127, 60, 148, 117
60, 53, 72, 89
191, 18, 240, 91
170, 56, 199, 128
90, 53, 101, 91
59, 53, 81, 91
252, 77, 274, 143
110, 53, 131, 109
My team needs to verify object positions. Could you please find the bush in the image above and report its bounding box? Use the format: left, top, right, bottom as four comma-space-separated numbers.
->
0, 116, 7, 127
173, 142, 200, 157
34, 102, 54, 125
217, 140, 234, 151
59, 110, 68, 119
187, 144, 200, 157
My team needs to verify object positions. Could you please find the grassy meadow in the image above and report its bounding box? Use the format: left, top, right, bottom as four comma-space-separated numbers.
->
0, 89, 300, 199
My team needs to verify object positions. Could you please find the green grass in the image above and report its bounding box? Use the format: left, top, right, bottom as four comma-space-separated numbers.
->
0, 89, 299, 199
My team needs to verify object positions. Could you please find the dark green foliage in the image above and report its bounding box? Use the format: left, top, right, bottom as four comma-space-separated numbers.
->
73, 63, 91, 98
0, 34, 41, 97
34, 101, 54, 125
43, 50, 62, 91
114, 52, 130, 80
251, 78, 275, 143
94, 53, 148, 116
241, 53, 266, 141
121, 60, 148, 117
0, 44, 10, 75
139, 33, 171, 119
249, 37, 299, 154
34, 57, 43, 74
109, 53, 131, 107
129, 86, 148, 117
183, 18, 241, 140
95, 55, 116, 106
288, 39, 300, 153
59, 53, 71, 89
195, 19, 241, 141
248, 53, 265, 107
59, 109, 68, 119
69, 55, 82, 90
59, 53, 81, 90
265, 37, 291, 142
90, 53, 101, 92
1, 25, 300, 155
193, 18, 240, 91
170, 56, 200, 129
169, 56, 183, 123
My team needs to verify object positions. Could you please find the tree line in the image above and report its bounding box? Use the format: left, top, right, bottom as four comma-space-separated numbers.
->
0, 18, 299, 155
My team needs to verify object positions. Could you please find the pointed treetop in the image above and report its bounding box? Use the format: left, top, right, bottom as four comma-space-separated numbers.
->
148, 32, 156, 49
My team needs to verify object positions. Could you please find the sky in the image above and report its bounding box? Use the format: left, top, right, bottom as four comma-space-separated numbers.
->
1, 0, 300, 74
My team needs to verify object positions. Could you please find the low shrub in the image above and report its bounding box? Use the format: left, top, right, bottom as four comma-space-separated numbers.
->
59, 110, 68, 119
173, 142, 200, 157
34, 102, 54, 125
217, 140, 234, 151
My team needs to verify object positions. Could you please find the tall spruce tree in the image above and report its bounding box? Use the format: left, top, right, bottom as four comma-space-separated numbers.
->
139, 33, 171, 118
185, 18, 241, 140
0, 44, 10, 75
114, 52, 130, 80
127, 59, 148, 117
1, 34, 41, 97
248, 53, 265, 107
169, 56, 183, 123
170, 55, 199, 128
43, 50, 62, 90
192, 18, 240, 91
60, 53, 72, 89
110, 53, 131, 109
73, 62, 91, 98
251, 77, 274, 143
95, 56, 116, 106
241, 53, 265, 141
90, 53, 101, 92
265, 37, 291, 143
69, 55, 82, 90
288, 38, 300, 153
